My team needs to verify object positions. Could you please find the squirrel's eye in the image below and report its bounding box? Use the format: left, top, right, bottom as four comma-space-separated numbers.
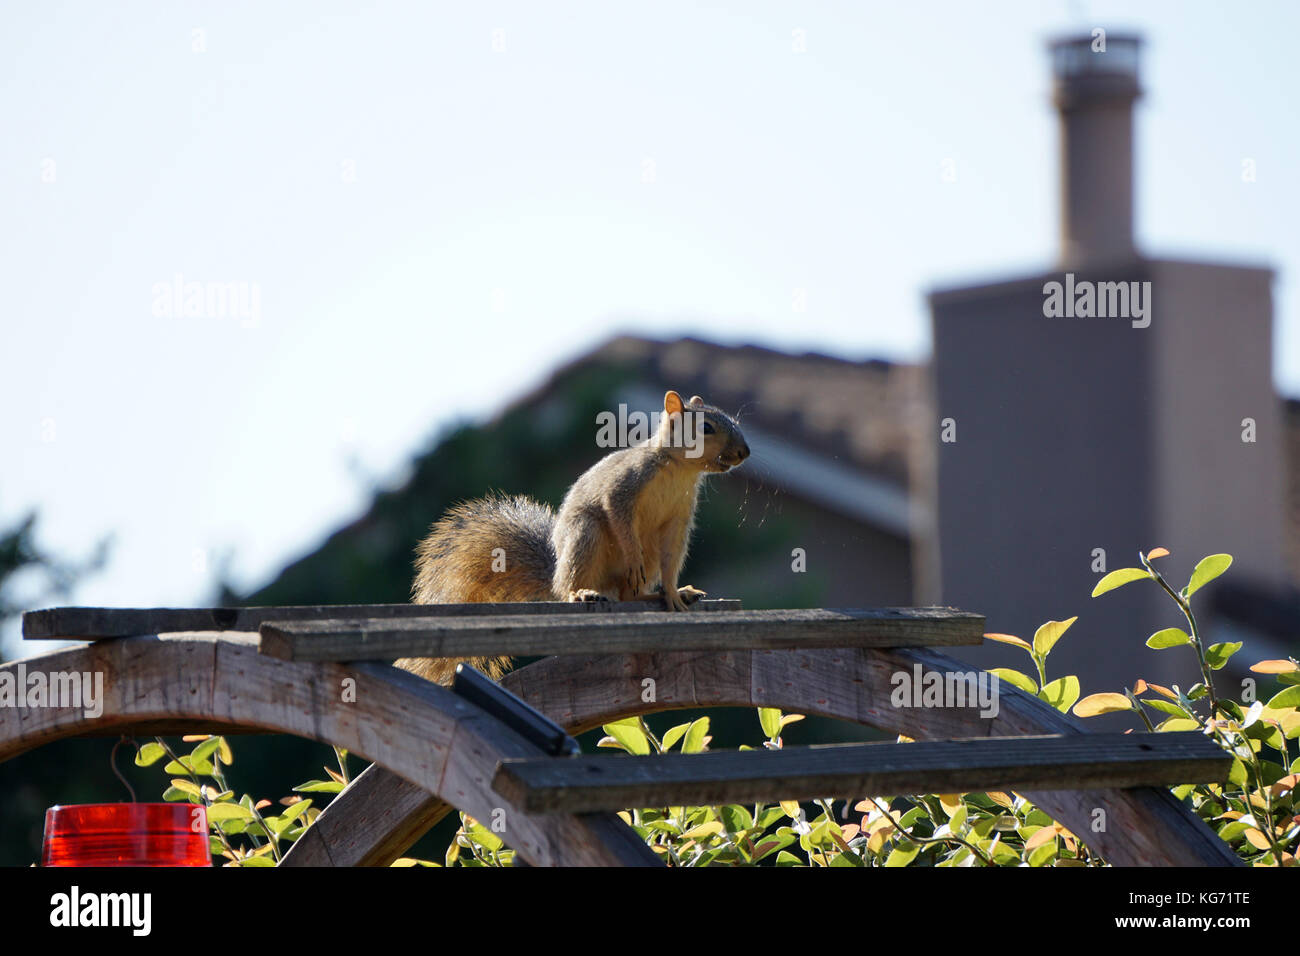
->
702, 421, 715, 435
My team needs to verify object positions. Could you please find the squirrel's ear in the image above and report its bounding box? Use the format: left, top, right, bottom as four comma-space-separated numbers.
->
663, 390, 684, 416
688, 395, 704, 408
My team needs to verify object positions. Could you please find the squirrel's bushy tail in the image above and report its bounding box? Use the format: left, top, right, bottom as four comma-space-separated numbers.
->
397, 493, 557, 684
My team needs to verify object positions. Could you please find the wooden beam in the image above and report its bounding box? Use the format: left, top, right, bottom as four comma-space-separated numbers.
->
492, 732, 1230, 813
281, 645, 1241, 868
22, 599, 742, 640
0, 635, 658, 867
258, 607, 986, 662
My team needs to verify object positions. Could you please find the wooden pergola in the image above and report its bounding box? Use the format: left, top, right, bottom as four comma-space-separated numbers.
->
6, 600, 1237, 867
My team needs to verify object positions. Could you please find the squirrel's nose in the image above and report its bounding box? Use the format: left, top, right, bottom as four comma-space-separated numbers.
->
739, 443, 750, 460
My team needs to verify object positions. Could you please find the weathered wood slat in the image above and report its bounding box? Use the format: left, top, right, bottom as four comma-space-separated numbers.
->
258, 607, 985, 662
0, 635, 658, 867
492, 732, 1230, 813
21, 599, 742, 640
279, 645, 1241, 868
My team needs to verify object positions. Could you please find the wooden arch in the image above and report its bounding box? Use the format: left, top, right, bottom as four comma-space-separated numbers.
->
0, 633, 656, 866
284, 644, 1239, 867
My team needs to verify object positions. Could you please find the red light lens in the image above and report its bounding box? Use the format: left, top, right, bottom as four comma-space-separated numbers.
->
42, 804, 212, 867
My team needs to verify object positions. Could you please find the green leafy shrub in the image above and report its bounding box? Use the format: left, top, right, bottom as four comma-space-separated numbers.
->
1073, 549, 1298, 867
446, 709, 1098, 867
135, 736, 348, 866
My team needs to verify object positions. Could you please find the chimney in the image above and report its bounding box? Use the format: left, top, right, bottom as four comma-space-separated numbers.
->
1051, 33, 1142, 266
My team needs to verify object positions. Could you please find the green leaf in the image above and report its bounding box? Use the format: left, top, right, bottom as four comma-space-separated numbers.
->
1218, 700, 1244, 721
279, 799, 312, 825
168, 778, 201, 797
1217, 820, 1250, 843
719, 805, 753, 833
164, 756, 213, 776
774, 850, 803, 867
756, 807, 786, 831
884, 840, 920, 868
1032, 617, 1077, 658
682, 717, 710, 754
1073, 693, 1133, 717
752, 832, 794, 862
1139, 698, 1187, 718
896, 806, 926, 829
1205, 642, 1242, 671
600, 718, 650, 756
805, 817, 834, 849
758, 708, 782, 739
1185, 554, 1232, 597
1039, 676, 1081, 714
1156, 718, 1200, 732
988, 840, 1020, 865
1146, 628, 1191, 650
293, 780, 344, 794
205, 803, 254, 823
1092, 568, 1150, 597
466, 823, 504, 852
190, 736, 222, 764
660, 723, 691, 752
161, 786, 192, 802
989, 668, 1037, 695
1265, 685, 1300, 709
984, 633, 1032, 651
1028, 840, 1058, 867
134, 742, 166, 767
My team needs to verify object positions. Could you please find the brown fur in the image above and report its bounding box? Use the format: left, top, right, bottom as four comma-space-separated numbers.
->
396, 391, 748, 683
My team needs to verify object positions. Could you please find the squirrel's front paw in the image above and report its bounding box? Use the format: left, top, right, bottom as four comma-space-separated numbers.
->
620, 565, 647, 601
568, 589, 610, 603
666, 585, 706, 611
678, 585, 706, 605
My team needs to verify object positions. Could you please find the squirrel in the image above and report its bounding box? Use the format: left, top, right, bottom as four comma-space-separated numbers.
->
395, 390, 750, 684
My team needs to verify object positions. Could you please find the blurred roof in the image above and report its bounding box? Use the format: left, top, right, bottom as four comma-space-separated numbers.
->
519, 334, 930, 489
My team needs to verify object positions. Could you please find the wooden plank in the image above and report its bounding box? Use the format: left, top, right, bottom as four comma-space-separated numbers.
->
491, 732, 1230, 813
0, 635, 658, 867
21, 599, 743, 640
258, 607, 985, 662
280, 646, 1241, 868
283, 768, 447, 867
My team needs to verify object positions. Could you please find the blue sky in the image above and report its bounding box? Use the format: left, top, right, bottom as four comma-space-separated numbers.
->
2, 1, 1297, 656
